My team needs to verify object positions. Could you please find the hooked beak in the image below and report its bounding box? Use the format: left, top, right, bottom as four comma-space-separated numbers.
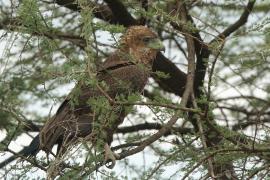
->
147, 38, 165, 52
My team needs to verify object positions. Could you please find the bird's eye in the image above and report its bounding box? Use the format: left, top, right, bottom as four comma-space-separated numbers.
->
142, 37, 152, 43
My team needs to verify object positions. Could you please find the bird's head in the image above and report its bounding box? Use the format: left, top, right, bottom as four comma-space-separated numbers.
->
120, 26, 165, 66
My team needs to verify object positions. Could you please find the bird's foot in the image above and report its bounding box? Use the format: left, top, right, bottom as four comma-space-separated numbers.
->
103, 143, 120, 169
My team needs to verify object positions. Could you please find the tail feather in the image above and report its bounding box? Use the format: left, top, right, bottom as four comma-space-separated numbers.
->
0, 135, 40, 169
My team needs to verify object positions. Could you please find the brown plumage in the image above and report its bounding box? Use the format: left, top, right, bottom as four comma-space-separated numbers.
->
0, 26, 165, 169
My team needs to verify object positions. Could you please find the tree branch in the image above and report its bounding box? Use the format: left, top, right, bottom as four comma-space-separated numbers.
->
103, 0, 138, 26
211, 0, 256, 43
117, 122, 193, 135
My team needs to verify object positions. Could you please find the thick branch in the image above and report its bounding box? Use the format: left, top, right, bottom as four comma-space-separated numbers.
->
152, 53, 187, 96
117, 123, 193, 135
211, 0, 256, 43
55, 0, 122, 24
103, 0, 138, 26
55, 0, 80, 11
169, 1, 209, 97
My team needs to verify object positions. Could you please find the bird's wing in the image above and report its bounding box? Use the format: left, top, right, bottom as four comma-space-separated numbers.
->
39, 53, 139, 153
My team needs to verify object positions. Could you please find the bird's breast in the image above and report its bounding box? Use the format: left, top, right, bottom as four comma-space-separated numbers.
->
107, 64, 150, 94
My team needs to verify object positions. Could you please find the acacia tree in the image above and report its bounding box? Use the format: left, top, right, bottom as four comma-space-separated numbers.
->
0, 0, 269, 179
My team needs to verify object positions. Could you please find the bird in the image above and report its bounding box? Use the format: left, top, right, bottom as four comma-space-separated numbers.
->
0, 26, 165, 169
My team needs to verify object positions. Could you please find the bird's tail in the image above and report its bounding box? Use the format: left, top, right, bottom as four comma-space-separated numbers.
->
0, 135, 40, 169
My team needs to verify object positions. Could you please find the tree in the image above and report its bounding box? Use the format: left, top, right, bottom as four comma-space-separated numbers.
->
0, 0, 269, 179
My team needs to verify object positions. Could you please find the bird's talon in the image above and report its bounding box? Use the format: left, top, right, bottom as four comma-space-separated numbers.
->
104, 143, 118, 169
114, 153, 120, 159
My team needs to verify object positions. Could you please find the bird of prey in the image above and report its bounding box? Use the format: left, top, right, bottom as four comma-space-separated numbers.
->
0, 26, 165, 169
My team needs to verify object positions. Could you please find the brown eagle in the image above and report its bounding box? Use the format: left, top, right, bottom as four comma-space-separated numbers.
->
0, 26, 165, 169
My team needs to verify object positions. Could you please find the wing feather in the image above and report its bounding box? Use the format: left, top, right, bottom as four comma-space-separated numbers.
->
39, 52, 150, 153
